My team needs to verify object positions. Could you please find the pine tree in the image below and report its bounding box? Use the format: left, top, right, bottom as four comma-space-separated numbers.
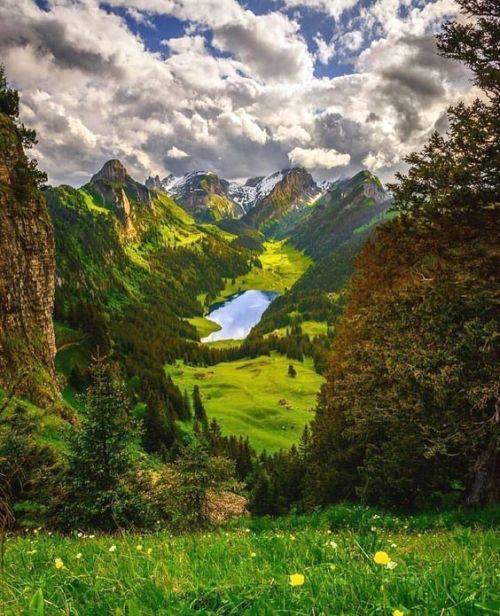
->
193, 385, 208, 429
142, 395, 177, 459
249, 468, 273, 516
182, 389, 192, 421
61, 356, 144, 529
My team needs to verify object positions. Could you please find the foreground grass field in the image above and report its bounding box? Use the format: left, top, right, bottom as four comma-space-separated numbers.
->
216, 239, 312, 301
2, 507, 498, 615
167, 352, 323, 451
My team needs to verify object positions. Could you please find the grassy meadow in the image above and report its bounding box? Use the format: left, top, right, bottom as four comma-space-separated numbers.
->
166, 352, 323, 452
2, 507, 498, 615
215, 239, 312, 301
264, 320, 330, 338
187, 316, 222, 339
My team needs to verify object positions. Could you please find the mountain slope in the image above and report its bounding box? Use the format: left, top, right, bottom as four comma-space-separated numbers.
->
242, 167, 322, 235
147, 171, 243, 222
251, 170, 392, 338
46, 160, 260, 425
289, 170, 390, 259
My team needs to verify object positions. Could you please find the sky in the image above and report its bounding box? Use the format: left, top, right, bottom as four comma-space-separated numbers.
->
0, 0, 478, 186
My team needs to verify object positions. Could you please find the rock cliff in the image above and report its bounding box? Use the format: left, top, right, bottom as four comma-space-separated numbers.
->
0, 113, 57, 401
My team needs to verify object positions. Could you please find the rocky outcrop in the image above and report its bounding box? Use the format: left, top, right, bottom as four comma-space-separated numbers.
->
0, 113, 57, 401
86, 159, 153, 238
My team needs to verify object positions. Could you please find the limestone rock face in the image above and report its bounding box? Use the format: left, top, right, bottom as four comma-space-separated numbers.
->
86, 159, 153, 238
0, 113, 57, 400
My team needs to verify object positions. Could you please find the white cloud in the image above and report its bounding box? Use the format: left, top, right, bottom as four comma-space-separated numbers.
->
167, 146, 189, 158
216, 109, 268, 145
274, 124, 312, 144
340, 30, 364, 52
314, 33, 336, 64
289, 147, 351, 168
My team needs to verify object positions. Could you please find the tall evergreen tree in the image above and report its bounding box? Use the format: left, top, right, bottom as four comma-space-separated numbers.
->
60, 356, 145, 529
193, 385, 208, 429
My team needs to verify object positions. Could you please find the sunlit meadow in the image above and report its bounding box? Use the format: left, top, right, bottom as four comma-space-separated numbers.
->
2, 507, 498, 615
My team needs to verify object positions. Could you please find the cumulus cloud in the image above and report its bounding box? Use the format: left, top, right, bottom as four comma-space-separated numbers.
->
167, 146, 189, 158
0, 0, 475, 185
289, 147, 351, 168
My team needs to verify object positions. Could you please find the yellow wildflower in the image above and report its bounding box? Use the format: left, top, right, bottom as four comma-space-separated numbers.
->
136, 544, 143, 551
109, 545, 117, 553
373, 551, 391, 565
393, 611, 404, 616
147, 548, 152, 555
76, 553, 82, 560
54, 558, 64, 569
289, 573, 305, 587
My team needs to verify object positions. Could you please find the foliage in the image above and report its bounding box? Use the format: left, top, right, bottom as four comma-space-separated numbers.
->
0, 65, 47, 192
437, 0, 499, 96
0, 403, 61, 530
301, 0, 499, 510
152, 444, 240, 529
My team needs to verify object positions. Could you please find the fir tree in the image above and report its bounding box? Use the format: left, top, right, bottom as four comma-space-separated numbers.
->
182, 389, 192, 421
60, 356, 145, 529
193, 385, 208, 429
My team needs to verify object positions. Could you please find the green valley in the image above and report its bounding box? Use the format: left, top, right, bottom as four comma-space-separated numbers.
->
167, 353, 323, 452
214, 239, 312, 301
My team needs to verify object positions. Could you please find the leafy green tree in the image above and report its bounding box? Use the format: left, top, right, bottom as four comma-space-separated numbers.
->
160, 444, 239, 529
437, 0, 499, 96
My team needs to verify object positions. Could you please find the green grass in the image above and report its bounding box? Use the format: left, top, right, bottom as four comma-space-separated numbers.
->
265, 320, 329, 338
166, 352, 323, 452
216, 240, 312, 301
2, 507, 498, 615
187, 316, 221, 340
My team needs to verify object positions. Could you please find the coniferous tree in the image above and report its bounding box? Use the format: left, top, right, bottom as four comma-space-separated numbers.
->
60, 356, 145, 529
142, 395, 178, 460
182, 389, 192, 421
193, 385, 208, 429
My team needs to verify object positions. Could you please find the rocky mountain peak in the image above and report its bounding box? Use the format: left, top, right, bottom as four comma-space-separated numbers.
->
90, 159, 129, 184
86, 160, 153, 238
